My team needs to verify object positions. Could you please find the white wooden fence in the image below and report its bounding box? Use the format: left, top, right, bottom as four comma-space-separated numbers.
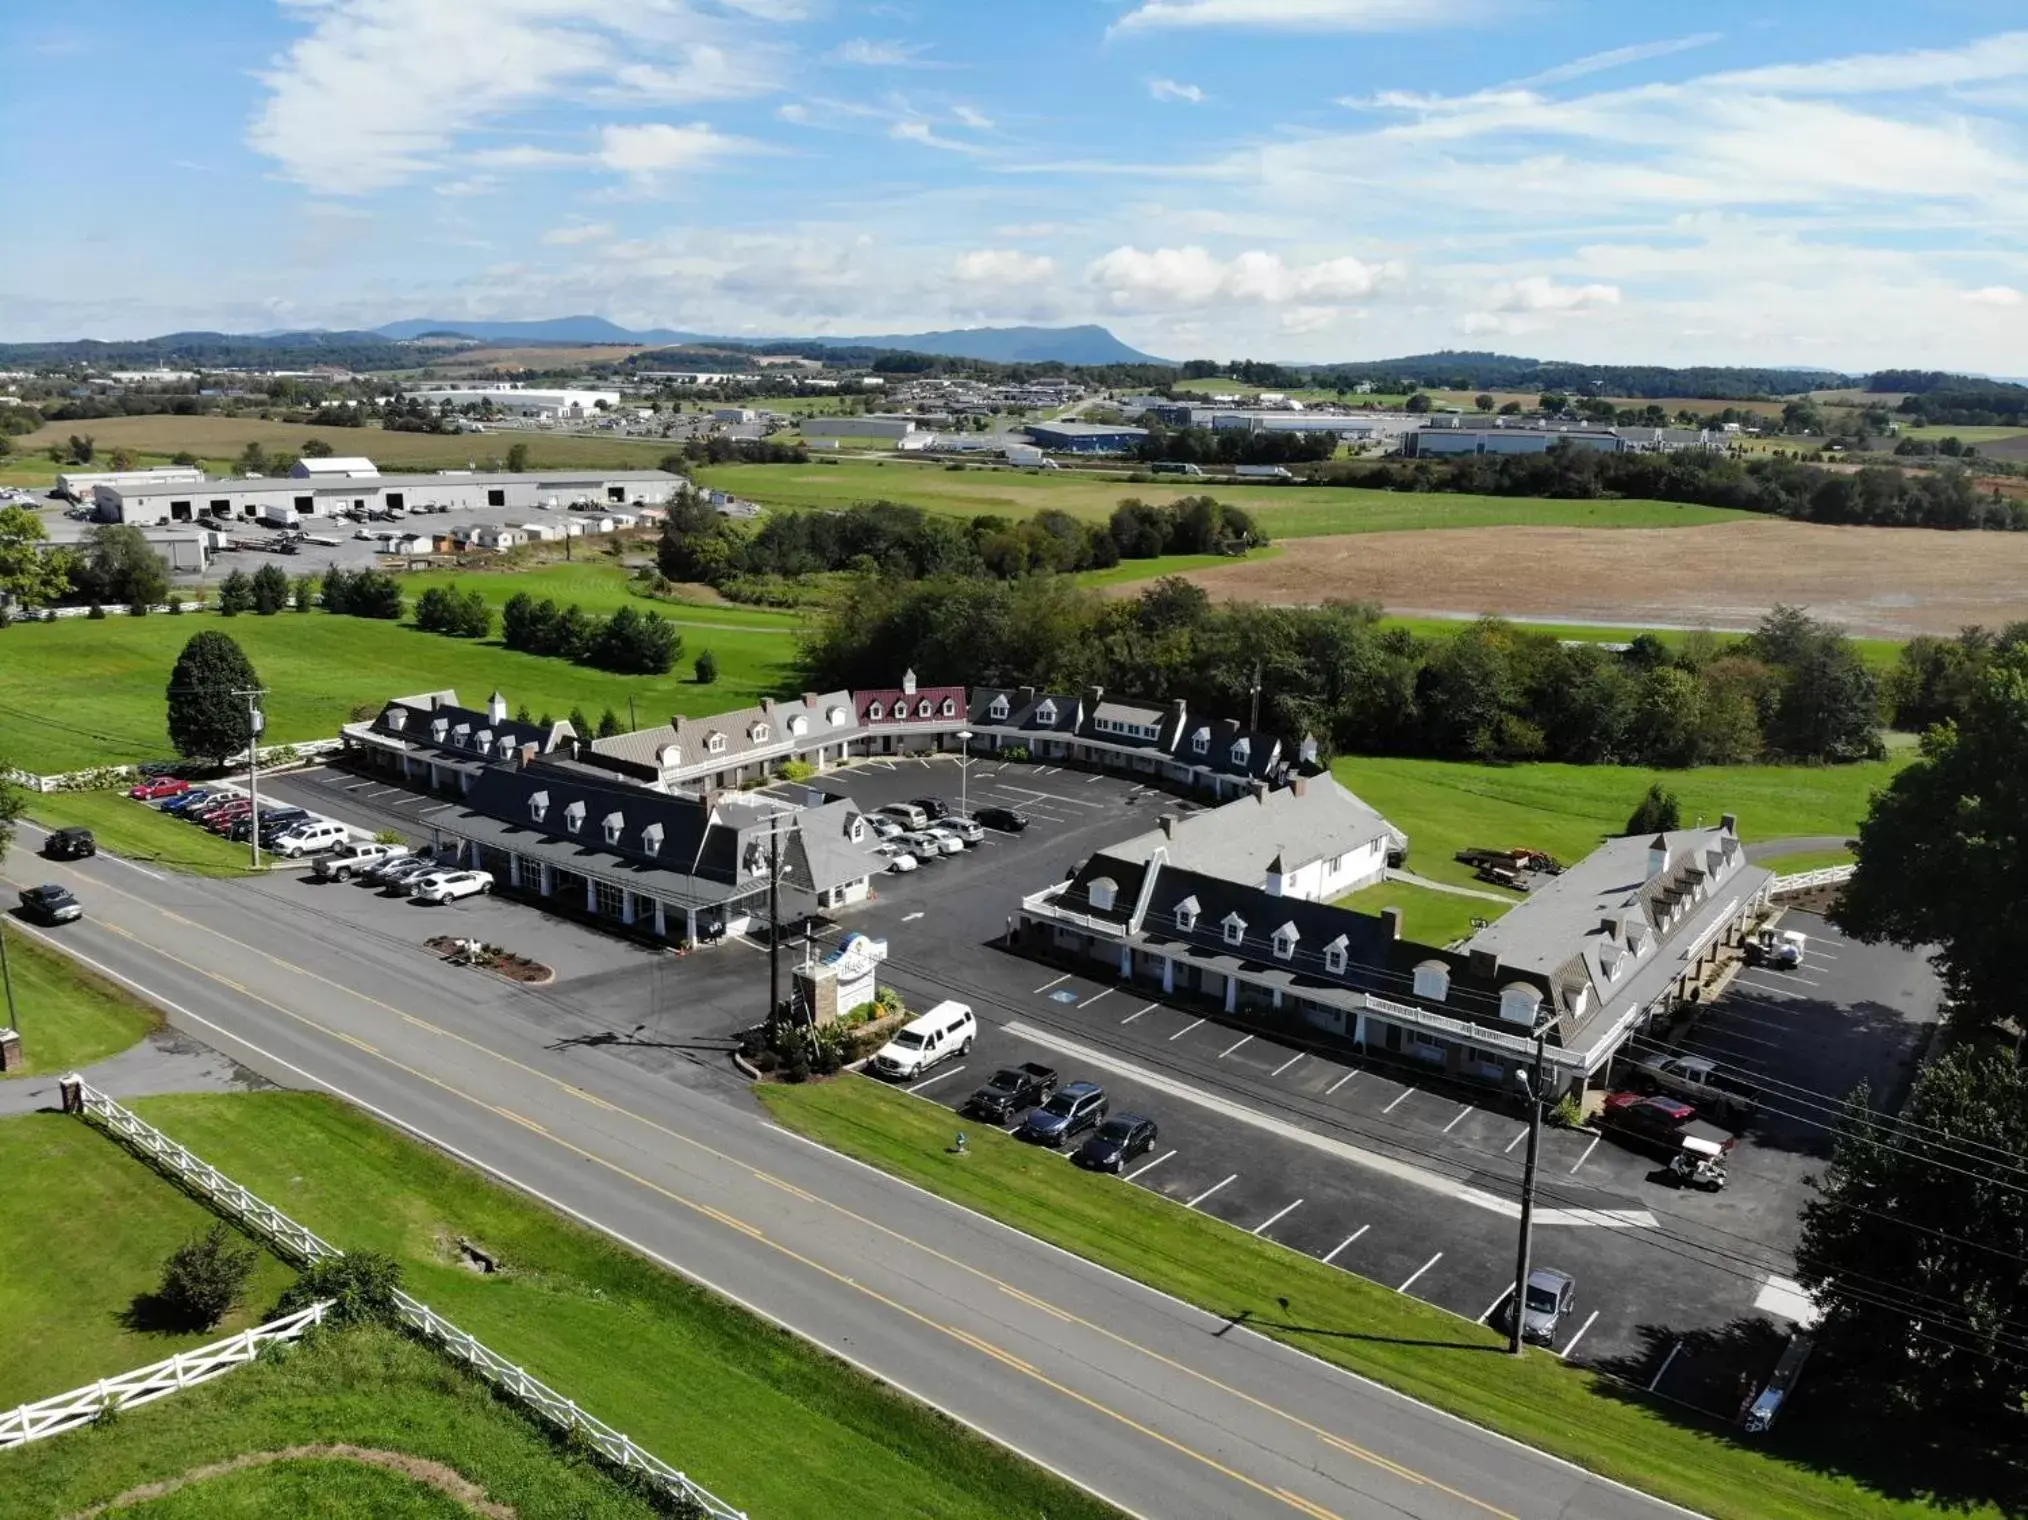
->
1770, 865, 1855, 894
64, 1078, 747, 1519
0, 1303, 329, 1449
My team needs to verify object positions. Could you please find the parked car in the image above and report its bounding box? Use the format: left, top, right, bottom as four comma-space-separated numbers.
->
17, 884, 83, 925
869, 1001, 975, 1080
1631, 1053, 1761, 1122
159, 788, 216, 814
376, 856, 441, 892
917, 828, 965, 856
314, 841, 409, 882
128, 776, 189, 801
966, 1062, 1058, 1124
271, 820, 350, 857
1074, 1113, 1159, 1172
1019, 1082, 1109, 1147
1746, 927, 1807, 969
411, 869, 494, 904
974, 806, 1030, 833
42, 826, 97, 861
868, 816, 905, 841
877, 844, 919, 873
878, 802, 930, 831
1601, 1092, 1700, 1153
911, 796, 951, 822
941, 816, 985, 845
1502, 1267, 1576, 1345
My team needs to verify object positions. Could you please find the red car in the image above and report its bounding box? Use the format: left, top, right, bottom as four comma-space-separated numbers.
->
1602, 1091, 1698, 1149
128, 776, 190, 801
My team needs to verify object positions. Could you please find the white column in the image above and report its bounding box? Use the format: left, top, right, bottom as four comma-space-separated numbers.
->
508, 854, 521, 888
653, 900, 667, 938
1161, 957, 1175, 995
1223, 976, 1238, 1015
585, 878, 597, 913
538, 861, 554, 896
621, 890, 636, 926
1119, 943, 1133, 979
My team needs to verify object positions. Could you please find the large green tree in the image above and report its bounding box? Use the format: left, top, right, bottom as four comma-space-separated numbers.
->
1834, 646, 2028, 1032
0, 505, 74, 609
166, 631, 261, 765
73, 524, 169, 610
1795, 1046, 2028, 1421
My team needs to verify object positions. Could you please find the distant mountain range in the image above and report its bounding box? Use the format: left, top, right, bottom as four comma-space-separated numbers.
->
372, 317, 1166, 365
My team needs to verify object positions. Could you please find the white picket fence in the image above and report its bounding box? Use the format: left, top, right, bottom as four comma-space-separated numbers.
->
1771, 865, 1855, 894
64, 1078, 747, 1519
0, 1303, 330, 1449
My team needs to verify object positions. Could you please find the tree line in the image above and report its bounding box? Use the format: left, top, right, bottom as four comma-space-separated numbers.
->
1132, 425, 1336, 466
500, 592, 680, 674
806, 575, 1883, 768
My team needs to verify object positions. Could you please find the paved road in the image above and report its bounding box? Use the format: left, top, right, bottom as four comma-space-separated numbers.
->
4, 836, 1691, 1520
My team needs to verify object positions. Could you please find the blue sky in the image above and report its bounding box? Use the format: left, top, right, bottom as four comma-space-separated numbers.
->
5, 0, 2027, 370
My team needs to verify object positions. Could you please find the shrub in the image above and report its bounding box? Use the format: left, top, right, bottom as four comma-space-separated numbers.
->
276, 1250, 404, 1327
1550, 1093, 1586, 1130
157, 1223, 259, 1330
87, 602, 106, 620
780, 759, 815, 782
694, 648, 719, 684
786, 1057, 812, 1084
753, 1048, 779, 1074
167, 594, 184, 614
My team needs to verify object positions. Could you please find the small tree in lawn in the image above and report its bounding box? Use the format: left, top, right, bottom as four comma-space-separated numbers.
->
167, 630, 261, 765
157, 1223, 258, 1331
1624, 782, 1682, 837
506, 441, 531, 473
694, 648, 719, 685
250, 562, 290, 615
597, 707, 623, 738
569, 705, 592, 737
216, 568, 254, 616
292, 575, 316, 612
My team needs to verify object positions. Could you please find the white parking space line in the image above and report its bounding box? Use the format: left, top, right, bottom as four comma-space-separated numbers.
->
1560, 1310, 1600, 1360
1187, 1174, 1237, 1209
1120, 1002, 1161, 1025
1441, 1105, 1472, 1133
1735, 976, 1819, 995
1382, 1086, 1416, 1114
1123, 1149, 1175, 1182
1077, 986, 1117, 1010
1318, 1229, 1368, 1268
1218, 1034, 1253, 1060
1251, 1199, 1304, 1236
1569, 1135, 1603, 1173
1085, 774, 1104, 784
1270, 1052, 1304, 1078
1168, 1017, 1206, 1041
1476, 1289, 1511, 1325
1505, 1128, 1528, 1154
906, 1065, 967, 1094
1326, 1069, 1359, 1096
1032, 973, 1072, 994
1397, 1253, 1443, 1294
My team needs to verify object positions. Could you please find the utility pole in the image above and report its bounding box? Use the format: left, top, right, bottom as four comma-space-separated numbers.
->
237, 687, 268, 870
766, 820, 782, 1028
1508, 1030, 1548, 1356
0, 921, 18, 1038
1248, 660, 1262, 734
628, 695, 637, 732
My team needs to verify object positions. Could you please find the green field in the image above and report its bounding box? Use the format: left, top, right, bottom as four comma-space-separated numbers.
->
694, 459, 1754, 539
0, 1114, 296, 1404
1375, 614, 1906, 670
762, 1076, 2016, 1520
1332, 754, 1903, 893
103, 1091, 1119, 1520
0, 920, 161, 1078
1332, 877, 1511, 946
1756, 847, 1855, 874
85, 1453, 500, 1520
1072, 548, 1281, 588
24, 791, 254, 877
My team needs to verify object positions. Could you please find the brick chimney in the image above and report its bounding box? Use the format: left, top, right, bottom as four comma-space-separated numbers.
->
1290, 776, 1308, 797
1469, 948, 1500, 979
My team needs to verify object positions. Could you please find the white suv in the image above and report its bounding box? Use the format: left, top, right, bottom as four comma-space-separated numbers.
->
411, 869, 494, 904
272, 820, 349, 857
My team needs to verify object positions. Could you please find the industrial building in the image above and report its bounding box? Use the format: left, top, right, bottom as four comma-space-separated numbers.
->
55, 465, 205, 501
1405, 428, 1625, 458
404, 387, 622, 419
290, 456, 380, 478
92, 468, 691, 527
1022, 422, 1149, 454
801, 416, 919, 442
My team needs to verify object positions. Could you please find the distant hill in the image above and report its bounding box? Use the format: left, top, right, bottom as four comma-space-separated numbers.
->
1289, 350, 1854, 400
373, 315, 709, 345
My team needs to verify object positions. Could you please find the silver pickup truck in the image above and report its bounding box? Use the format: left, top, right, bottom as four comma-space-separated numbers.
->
1632, 1053, 1761, 1122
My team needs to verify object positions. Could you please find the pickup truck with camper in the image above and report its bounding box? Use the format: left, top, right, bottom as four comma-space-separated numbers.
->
869, 1000, 976, 1081
966, 1063, 1059, 1124
1631, 1052, 1761, 1122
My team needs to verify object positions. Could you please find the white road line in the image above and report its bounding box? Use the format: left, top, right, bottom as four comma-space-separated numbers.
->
1078, 986, 1117, 1010
1559, 1310, 1600, 1360
1122, 1148, 1174, 1182
1032, 973, 1072, 994
1476, 1290, 1511, 1325
1168, 1017, 1205, 1041
1441, 1106, 1471, 1134
1270, 1052, 1304, 1078
1186, 1174, 1237, 1209
1648, 1338, 1685, 1392
1505, 1128, 1528, 1154
901, 911, 924, 923
1251, 1199, 1304, 1236
1569, 1135, 1602, 1174
905, 1065, 968, 1094
1322, 1226, 1368, 1264
1218, 1034, 1253, 1060
1120, 1002, 1161, 1025
1326, 1069, 1359, 1096
1382, 1086, 1416, 1114
1397, 1253, 1443, 1294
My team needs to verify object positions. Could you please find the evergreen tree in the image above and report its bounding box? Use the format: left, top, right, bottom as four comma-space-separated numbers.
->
568, 705, 591, 737
166, 631, 261, 764
215, 568, 254, 616
597, 707, 624, 738
694, 648, 719, 684
250, 562, 290, 615
1624, 783, 1681, 836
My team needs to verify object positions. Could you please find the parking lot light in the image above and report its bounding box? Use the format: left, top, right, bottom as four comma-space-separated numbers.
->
956, 730, 974, 820
1508, 1030, 1548, 1357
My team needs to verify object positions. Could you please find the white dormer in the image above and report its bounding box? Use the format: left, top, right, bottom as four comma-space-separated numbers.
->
563, 800, 585, 834
476, 728, 493, 752
641, 822, 664, 857
1174, 896, 1200, 932
1088, 877, 1118, 912
1230, 737, 1250, 766
707, 731, 727, 754
430, 717, 449, 743
917, 698, 933, 718
750, 721, 770, 743
1499, 984, 1541, 1025
1191, 727, 1209, 754
1323, 935, 1348, 975
848, 816, 865, 843
1035, 698, 1058, 724
529, 790, 550, 824
495, 735, 515, 758
867, 701, 884, 721
385, 707, 408, 731
602, 811, 624, 845
789, 715, 808, 736
1600, 946, 1622, 982
1272, 922, 1298, 960
658, 743, 682, 769
1222, 912, 1246, 947
827, 705, 849, 727
1413, 961, 1450, 1001
451, 722, 470, 748
940, 697, 956, 717
988, 695, 1010, 720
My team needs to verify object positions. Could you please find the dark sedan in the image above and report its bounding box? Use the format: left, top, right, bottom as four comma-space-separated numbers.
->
1073, 1114, 1158, 1172
973, 806, 1030, 833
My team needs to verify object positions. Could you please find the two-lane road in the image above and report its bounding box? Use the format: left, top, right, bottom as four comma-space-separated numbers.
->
4, 839, 1691, 1520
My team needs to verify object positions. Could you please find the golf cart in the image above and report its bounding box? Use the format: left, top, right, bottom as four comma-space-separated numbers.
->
1666, 1123, 1736, 1192
1746, 926, 1806, 970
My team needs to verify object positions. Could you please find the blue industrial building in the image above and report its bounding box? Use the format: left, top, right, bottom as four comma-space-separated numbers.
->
1023, 422, 1150, 454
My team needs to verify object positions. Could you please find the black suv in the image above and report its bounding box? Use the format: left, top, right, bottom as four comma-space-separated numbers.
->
911, 796, 951, 822
1017, 1082, 1108, 1147
974, 806, 1029, 833
43, 827, 97, 860
1074, 1114, 1159, 1173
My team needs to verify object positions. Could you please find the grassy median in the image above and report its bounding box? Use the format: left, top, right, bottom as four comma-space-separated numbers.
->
0, 920, 160, 1078
760, 1074, 2012, 1520
26, 791, 254, 878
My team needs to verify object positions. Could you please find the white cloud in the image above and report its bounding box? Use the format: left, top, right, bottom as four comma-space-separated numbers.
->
889, 119, 986, 154
1112, 0, 1480, 35
1489, 276, 1621, 313
606, 45, 782, 105
1509, 33, 1722, 89
1148, 78, 1206, 104
953, 249, 1057, 284
1704, 29, 2028, 95
1964, 285, 2024, 306
542, 221, 615, 245
1086, 245, 1396, 310
952, 104, 994, 130
597, 122, 746, 180
995, 222, 1071, 238
829, 37, 930, 67
777, 102, 811, 124
468, 145, 581, 169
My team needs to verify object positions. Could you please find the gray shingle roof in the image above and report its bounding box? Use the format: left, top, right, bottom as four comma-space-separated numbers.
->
589, 692, 857, 773
1102, 775, 1398, 883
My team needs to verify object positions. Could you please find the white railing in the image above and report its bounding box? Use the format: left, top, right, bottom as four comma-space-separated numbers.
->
65, 1078, 746, 1519
0, 1302, 329, 1448
1771, 865, 1855, 893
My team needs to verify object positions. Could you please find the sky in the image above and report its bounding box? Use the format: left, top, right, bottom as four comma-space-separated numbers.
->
4, 0, 2027, 371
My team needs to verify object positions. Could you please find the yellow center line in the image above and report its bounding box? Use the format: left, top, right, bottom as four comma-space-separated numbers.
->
43, 864, 1513, 1520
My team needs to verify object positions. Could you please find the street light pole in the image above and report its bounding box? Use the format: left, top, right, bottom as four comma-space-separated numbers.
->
767, 821, 781, 1027
0, 921, 18, 1038
1508, 1029, 1548, 1355
237, 688, 268, 870
956, 729, 973, 819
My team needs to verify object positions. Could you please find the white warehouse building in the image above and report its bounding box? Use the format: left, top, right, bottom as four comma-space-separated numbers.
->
801, 416, 918, 441
407, 387, 622, 419
93, 468, 691, 527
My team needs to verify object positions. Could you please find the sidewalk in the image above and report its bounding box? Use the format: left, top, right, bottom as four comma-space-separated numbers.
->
0, 1027, 273, 1118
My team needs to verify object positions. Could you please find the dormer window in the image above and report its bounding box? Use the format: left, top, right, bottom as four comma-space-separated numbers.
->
988, 695, 1010, 720
940, 697, 956, 717
789, 715, 808, 736
917, 699, 933, 718
750, 722, 770, 743
1088, 877, 1117, 912
529, 791, 550, 824
1413, 962, 1450, 1001
868, 701, 884, 721
1272, 923, 1298, 960
1222, 912, 1246, 948
641, 822, 664, 857
1230, 737, 1250, 766
1035, 699, 1058, 724
495, 736, 515, 758
827, 705, 849, 726
1174, 896, 1199, 932
563, 801, 585, 834
451, 723, 470, 748
602, 811, 624, 845
1323, 936, 1348, 975
1191, 727, 1209, 754
430, 718, 449, 743
386, 708, 408, 731
707, 731, 727, 755
1500, 984, 1541, 1025
476, 729, 493, 751
848, 817, 865, 842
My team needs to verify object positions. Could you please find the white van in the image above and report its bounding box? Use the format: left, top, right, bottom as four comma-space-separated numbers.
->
879, 802, 930, 831
870, 1000, 976, 1081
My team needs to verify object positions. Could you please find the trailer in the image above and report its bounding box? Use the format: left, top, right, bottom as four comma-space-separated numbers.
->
257, 503, 301, 530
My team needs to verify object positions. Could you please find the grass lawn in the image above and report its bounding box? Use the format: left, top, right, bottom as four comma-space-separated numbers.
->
1073, 548, 1282, 588
0, 1324, 669, 1520
25, 791, 252, 877
1756, 847, 1855, 874
1332, 755, 1906, 893
694, 459, 1753, 539
0, 600, 803, 774
120, 1091, 1121, 1520
0, 1113, 296, 1405
1332, 878, 1511, 947
761, 1076, 2014, 1520
0, 923, 161, 1079
395, 560, 807, 633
